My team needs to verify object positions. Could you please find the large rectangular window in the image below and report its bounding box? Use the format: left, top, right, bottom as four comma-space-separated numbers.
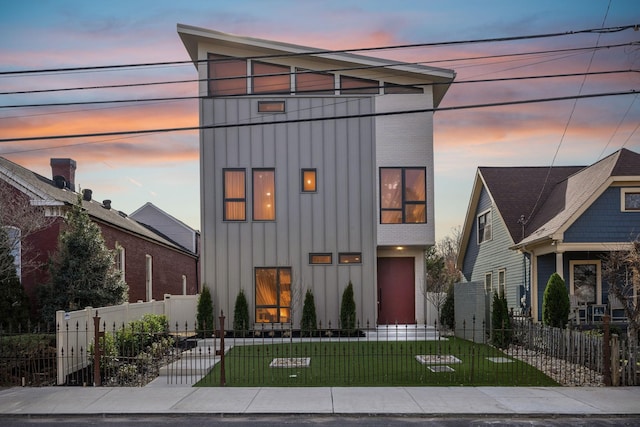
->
477, 210, 492, 244
208, 53, 247, 96
255, 267, 291, 323
379, 167, 426, 224
252, 61, 290, 94
223, 169, 246, 221
296, 68, 335, 94
253, 169, 275, 221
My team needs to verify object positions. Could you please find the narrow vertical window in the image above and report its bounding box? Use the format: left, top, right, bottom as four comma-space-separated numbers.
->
477, 210, 492, 244
208, 53, 247, 96
115, 243, 125, 282
253, 169, 275, 221
484, 272, 492, 294
301, 169, 317, 192
4, 226, 21, 281
182, 275, 187, 295
498, 269, 506, 297
145, 255, 153, 302
224, 169, 246, 221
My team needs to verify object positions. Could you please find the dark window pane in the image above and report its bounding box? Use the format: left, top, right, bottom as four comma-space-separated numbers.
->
339, 253, 362, 264
384, 82, 423, 94
253, 61, 290, 94
296, 68, 335, 94
208, 54, 246, 96
340, 75, 379, 94
625, 192, 640, 210
309, 253, 332, 264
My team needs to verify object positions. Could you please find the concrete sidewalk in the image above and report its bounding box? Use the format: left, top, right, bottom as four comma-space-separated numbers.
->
1, 386, 639, 416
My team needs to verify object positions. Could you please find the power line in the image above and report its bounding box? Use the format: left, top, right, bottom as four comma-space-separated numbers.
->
1, 41, 635, 96
0, 89, 636, 145
1, 69, 636, 110
1, 24, 636, 76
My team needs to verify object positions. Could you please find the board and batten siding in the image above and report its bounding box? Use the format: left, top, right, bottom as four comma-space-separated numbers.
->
462, 186, 528, 311
200, 96, 377, 326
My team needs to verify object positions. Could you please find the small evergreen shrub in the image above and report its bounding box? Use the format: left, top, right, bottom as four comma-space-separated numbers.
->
233, 289, 250, 337
196, 286, 214, 337
491, 291, 512, 348
440, 284, 455, 330
300, 289, 318, 337
542, 273, 570, 328
340, 281, 357, 336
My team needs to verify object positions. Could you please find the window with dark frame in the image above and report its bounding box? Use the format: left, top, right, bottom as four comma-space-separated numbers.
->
208, 53, 247, 96
253, 169, 275, 221
383, 82, 424, 94
309, 253, 332, 265
223, 169, 246, 221
252, 61, 290, 94
379, 167, 426, 224
296, 68, 335, 94
340, 75, 379, 94
301, 169, 317, 192
255, 267, 291, 323
258, 100, 285, 113
339, 253, 362, 264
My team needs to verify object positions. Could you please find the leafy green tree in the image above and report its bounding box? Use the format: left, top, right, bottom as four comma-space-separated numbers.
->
491, 291, 512, 348
38, 195, 128, 324
542, 273, 570, 328
0, 226, 30, 329
196, 285, 214, 337
233, 289, 250, 337
340, 281, 357, 336
300, 289, 317, 337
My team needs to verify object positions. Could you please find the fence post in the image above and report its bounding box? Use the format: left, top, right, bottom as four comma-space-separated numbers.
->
217, 311, 226, 386
603, 314, 611, 386
93, 312, 104, 386
611, 333, 620, 386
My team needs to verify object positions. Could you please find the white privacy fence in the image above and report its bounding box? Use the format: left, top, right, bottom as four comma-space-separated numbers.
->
56, 294, 199, 385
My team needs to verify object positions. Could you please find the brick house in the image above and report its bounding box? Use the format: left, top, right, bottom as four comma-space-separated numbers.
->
0, 156, 199, 317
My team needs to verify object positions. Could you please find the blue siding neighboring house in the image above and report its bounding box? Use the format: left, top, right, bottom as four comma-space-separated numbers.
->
457, 148, 640, 323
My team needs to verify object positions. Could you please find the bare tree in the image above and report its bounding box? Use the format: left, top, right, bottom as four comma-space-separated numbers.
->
0, 181, 54, 279
602, 239, 640, 377
423, 228, 462, 329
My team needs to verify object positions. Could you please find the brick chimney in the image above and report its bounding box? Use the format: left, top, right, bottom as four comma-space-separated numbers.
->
50, 158, 76, 191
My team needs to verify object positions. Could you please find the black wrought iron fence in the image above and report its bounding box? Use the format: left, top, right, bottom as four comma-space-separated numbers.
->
1, 316, 637, 387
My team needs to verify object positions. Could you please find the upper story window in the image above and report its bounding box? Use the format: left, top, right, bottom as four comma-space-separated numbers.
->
301, 169, 317, 192
379, 167, 426, 224
258, 100, 286, 113
208, 53, 247, 96
253, 169, 275, 221
115, 243, 125, 281
340, 75, 379, 94
383, 83, 424, 94
3, 226, 21, 281
252, 61, 290, 94
224, 169, 246, 221
309, 253, 332, 265
296, 68, 335, 94
621, 188, 640, 212
339, 253, 362, 264
477, 210, 492, 244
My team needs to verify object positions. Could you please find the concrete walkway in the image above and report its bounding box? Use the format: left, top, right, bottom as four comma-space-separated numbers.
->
1, 386, 639, 416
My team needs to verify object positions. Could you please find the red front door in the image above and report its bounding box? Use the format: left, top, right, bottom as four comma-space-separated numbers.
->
377, 257, 415, 324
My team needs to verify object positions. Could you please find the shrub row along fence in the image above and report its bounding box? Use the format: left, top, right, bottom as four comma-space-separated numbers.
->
1, 314, 637, 387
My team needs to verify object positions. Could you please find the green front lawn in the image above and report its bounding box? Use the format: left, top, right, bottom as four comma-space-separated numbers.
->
195, 337, 558, 387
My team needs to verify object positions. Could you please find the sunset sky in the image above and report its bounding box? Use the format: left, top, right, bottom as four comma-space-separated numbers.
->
1, 0, 639, 240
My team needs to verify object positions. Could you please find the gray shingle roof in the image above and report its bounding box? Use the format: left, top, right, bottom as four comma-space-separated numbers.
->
0, 157, 188, 253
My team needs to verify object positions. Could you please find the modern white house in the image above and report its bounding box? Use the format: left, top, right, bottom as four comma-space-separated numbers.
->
178, 24, 455, 328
